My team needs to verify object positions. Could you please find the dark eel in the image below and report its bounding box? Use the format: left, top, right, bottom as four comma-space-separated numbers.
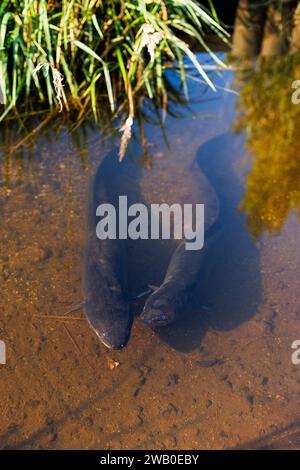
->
140, 221, 221, 328
83, 149, 140, 349
140, 141, 223, 329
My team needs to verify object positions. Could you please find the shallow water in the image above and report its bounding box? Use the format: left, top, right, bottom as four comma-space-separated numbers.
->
1, 53, 300, 449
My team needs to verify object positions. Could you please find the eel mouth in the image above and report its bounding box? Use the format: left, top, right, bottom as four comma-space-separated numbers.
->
140, 289, 176, 327
99, 338, 128, 350
141, 307, 175, 328
93, 326, 131, 350
84, 305, 132, 350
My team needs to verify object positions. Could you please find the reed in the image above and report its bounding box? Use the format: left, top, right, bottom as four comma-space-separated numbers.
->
0, 1, 229, 157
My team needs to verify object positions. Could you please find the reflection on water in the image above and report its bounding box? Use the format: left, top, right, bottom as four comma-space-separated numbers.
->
234, 56, 300, 238
0, 53, 300, 449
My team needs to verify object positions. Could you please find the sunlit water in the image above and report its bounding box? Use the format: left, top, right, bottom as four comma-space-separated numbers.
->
1, 53, 300, 449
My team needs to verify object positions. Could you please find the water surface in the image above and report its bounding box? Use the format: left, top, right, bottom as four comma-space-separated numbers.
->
1, 53, 300, 449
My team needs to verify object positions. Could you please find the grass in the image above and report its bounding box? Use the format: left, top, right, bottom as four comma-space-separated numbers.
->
0, 1, 229, 158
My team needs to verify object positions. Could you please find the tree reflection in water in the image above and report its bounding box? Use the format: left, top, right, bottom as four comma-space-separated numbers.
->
234, 55, 300, 238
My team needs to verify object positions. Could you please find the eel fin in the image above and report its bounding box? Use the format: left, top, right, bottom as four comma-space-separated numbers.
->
131, 284, 160, 301
148, 284, 160, 292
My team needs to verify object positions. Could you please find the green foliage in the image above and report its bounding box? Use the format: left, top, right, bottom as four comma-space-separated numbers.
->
0, 0, 229, 125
